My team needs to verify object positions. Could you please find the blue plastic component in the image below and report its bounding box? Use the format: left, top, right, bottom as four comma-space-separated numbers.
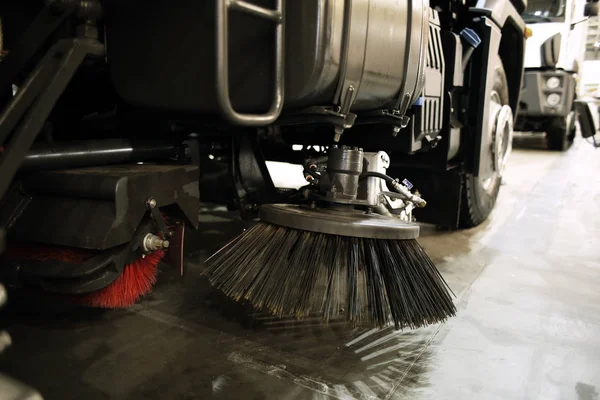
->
460, 28, 482, 49
413, 97, 424, 107
402, 179, 414, 190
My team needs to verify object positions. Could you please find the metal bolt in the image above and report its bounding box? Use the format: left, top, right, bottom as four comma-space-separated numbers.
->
341, 145, 349, 150
0, 284, 6, 307
0, 331, 12, 353
333, 126, 344, 143
310, 201, 317, 209
352, 146, 359, 151
392, 126, 401, 137
332, 144, 338, 149
147, 198, 157, 209
143, 233, 169, 252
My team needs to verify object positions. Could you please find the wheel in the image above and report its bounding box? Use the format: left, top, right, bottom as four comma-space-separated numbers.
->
546, 115, 574, 151
460, 57, 512, 228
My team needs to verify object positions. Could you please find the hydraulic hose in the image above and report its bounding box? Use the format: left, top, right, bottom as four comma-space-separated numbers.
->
360, 172, 427, 207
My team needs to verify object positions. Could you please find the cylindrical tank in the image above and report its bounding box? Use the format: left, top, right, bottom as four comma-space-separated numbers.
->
106, 0, 428, 116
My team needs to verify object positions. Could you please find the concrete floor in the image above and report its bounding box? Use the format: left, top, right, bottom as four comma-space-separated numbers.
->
1, 134, 600, 400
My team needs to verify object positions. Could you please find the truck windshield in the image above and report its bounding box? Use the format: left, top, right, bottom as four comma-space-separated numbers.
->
521, 0, 567, 23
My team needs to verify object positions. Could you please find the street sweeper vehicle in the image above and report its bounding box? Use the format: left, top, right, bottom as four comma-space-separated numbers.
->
0, 0, 529, 329
516, 0, 598, 150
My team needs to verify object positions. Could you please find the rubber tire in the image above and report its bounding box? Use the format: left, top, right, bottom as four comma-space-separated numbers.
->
459, 58, 509, 228
546, 116, 571, 151
568, 121, 576, 142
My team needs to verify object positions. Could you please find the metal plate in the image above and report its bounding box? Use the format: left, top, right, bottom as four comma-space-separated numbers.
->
259, 204, 419, 240
10, 164, 199, 250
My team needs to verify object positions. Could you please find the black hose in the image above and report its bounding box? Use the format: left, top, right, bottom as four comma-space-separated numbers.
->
303, 167, 321, 182
360, 171, 426, 207
359, 171, 396, 186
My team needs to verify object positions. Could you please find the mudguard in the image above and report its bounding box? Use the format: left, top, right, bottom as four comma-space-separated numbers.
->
469, 0, 526, 179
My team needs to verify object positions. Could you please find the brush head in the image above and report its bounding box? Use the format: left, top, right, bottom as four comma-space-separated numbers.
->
76, 250, 164, 308
6, 244, 164, 308
205, 215, 456, 329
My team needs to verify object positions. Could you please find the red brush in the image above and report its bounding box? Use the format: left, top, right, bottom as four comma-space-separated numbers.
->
76, 250, 164, 308
6, 243, 164, 309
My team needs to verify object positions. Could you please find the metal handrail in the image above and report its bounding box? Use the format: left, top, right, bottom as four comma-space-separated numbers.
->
216, 0, 284, 126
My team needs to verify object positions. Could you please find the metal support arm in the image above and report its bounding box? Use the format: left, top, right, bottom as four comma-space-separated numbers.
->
0, 38, 105, 202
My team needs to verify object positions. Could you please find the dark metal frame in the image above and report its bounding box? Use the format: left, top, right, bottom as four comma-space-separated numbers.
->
231, 132, 279, 217
0, 5, 72, 106
9, 164, 200, 250
0, 37, 105, 202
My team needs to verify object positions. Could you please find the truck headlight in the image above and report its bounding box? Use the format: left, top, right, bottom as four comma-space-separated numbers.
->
547, 93, 561, 106
546, 76, 561, 89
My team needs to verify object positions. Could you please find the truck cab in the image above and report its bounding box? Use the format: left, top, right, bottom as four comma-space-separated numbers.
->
516, 0, 591, 150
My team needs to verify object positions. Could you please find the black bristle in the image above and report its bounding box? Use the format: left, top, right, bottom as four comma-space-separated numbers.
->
204, 222, 457, 329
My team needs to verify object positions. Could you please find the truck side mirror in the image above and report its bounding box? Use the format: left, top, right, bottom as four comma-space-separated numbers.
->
585, 0, 599, 17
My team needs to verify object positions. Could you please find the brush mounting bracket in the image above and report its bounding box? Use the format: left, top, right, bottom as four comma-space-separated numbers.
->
310, 146, 423, 222
325, 145, 363, 202
5, 165, 199, 250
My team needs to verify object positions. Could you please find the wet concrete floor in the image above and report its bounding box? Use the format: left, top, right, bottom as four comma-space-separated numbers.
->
1, 134, 600, 399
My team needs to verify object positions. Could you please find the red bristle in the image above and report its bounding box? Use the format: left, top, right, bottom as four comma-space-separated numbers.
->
6, 243, 94, 263
6, 243, 164, 309
76, 250, 164, 308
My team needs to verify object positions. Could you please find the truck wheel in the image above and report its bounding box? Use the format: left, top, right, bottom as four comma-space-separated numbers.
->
460, 58, 512, 228
546, 115, 573, 151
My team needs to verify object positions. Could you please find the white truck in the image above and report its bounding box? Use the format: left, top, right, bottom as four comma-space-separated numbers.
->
516, 0, 596, 150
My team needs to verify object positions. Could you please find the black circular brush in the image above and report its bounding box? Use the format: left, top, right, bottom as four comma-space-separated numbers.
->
204, 204, 456, 329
